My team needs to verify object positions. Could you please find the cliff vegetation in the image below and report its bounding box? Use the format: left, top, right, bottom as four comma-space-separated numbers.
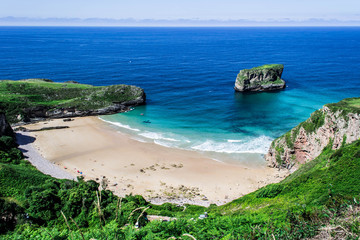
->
267, 97, 360, 169
0, 79, 146, 123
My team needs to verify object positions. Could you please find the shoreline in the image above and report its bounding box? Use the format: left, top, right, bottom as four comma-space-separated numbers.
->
18, 116, 289, 206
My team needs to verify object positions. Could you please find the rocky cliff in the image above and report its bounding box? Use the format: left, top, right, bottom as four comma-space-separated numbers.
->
21, 85, 146, 121
266, 97, 360, 169
0, 79, 146, 123
234, 64, 286, 92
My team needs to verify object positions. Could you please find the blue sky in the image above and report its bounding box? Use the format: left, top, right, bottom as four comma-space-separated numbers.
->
1, 0, 359, 26
1, 0, 359, 20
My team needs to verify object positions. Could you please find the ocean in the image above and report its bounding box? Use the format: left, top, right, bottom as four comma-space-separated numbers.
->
1, 27, 359, 165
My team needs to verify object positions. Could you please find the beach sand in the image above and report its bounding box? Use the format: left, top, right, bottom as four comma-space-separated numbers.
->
19, 117, 289, 206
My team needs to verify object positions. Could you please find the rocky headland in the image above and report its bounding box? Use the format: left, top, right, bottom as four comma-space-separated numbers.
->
234, 64, 286, 92
266, 97, 360, 169
0, 79, 146, 123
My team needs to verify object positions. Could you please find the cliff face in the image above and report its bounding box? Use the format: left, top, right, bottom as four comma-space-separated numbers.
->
266, 97, 360, 169
234, 64, 286, 92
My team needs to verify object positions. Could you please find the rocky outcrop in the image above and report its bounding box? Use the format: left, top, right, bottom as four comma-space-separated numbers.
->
0, 113, 14, 137
2, 81, 146, 123
234, 64, 286, 92
266, 98, 360, 169
22, 101, 141, 121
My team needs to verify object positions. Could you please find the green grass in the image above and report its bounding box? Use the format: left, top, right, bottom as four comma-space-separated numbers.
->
217, 140, 360, 230
326, 97, 360, 120
0, 162, 53, 203
0, 79, 144, 123
300, 109, 326, 134
260, 78, 286, 86
250, 64, 284, 71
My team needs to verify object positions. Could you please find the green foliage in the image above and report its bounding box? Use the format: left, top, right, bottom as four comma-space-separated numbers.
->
0, 162, 52, 199
262, 77, 285, 85
300, 110, 325, 134
327, 97, 360, 120
250, 64, 284, 71
285, 132, 294, 149
222, 140, 360, 214
0, 135, 23, 164
341, 134, 347, 147
0, 80, 144, 123
0, 136, 17, 150
256, 184, 284, 198
0, 198, 24, 234
25, 180, 62, 223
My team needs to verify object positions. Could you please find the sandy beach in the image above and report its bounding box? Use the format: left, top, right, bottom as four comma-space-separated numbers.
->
18, 117, 289, 206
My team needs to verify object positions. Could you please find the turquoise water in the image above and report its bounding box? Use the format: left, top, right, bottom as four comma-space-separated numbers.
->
1, 27, 359, 164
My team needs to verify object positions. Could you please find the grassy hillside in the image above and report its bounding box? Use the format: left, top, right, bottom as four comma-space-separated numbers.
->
0, 79, 145, 122
1, 95, 360, 238
327, 97, 360, 118
220, 139, 360, 220
0, 141, 360, 239
2, 136, 360, 238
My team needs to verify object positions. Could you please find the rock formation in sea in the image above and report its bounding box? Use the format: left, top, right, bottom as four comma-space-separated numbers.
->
234, 64, 286, 92
266, 97, 360, 169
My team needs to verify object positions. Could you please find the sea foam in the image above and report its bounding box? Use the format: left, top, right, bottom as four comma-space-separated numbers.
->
99, 119, 140, 132
139, 132, 179, 142
191, 136, 272, 154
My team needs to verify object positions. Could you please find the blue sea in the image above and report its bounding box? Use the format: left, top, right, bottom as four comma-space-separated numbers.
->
1, 27, 360, 165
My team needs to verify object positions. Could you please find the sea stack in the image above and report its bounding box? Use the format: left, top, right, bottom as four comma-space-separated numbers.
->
234, 64, 286, 92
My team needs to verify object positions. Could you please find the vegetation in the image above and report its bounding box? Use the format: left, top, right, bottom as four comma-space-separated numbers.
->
250, 64, 284, 71
327, 97, 360, 120
1, 114, 360, 239
271, 97, 360, 165
261, 78, 285, 86
0, 79, 144, 123
300, 109, 326, 134
235, 64, 285, 89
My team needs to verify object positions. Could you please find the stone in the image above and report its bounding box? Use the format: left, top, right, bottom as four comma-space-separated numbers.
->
266, 98, 360, 169
234, 64, 286, 92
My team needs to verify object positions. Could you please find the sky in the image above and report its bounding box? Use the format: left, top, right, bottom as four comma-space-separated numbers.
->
1, 0, 360, 25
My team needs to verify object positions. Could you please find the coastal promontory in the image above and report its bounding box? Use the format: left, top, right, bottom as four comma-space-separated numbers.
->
0, 79, 146, 123
266, 97, 360, 169
234, 64, 286, 92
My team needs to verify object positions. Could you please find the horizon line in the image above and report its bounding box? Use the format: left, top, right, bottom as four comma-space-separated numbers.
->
1, 25, 360, 27
1, 16, 360, 27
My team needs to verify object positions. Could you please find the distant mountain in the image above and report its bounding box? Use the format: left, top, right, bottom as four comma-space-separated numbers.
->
1, 16, 360, 26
